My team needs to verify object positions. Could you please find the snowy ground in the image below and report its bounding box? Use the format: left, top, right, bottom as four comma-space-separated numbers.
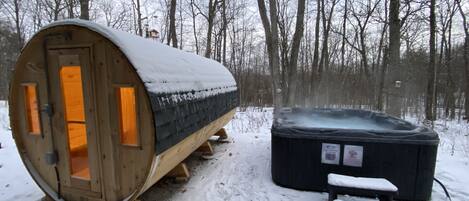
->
1, 103, 468, 201
0, 102, 43, 200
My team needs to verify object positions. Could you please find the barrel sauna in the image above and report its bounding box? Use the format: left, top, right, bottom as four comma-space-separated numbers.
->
9, 19, 238, 201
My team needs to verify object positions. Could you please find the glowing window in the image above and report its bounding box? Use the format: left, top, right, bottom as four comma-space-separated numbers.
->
116, 87, 138, 146
23, 84, 41, 135
60, 66, 90, 180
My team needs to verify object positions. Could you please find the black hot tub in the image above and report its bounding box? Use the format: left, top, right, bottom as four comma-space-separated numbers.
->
271, 108, 439, 201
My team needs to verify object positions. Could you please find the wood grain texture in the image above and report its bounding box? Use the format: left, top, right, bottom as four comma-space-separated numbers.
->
10, 25, 235, 201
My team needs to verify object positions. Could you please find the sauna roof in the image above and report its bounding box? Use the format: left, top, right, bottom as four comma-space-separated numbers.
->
35, 19, 237, 99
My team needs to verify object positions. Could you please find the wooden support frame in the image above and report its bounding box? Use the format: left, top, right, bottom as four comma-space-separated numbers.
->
166, 163, 190, 182
214, 128, 228, 141
41, 195, 54, 201
195, 141, 214, 156
139, 109, 236, 194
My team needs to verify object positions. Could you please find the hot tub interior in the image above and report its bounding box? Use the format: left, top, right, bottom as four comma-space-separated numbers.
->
275, 108, 417, 131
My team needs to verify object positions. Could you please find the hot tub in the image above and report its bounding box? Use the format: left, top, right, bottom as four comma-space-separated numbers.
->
271, 108, 439, 201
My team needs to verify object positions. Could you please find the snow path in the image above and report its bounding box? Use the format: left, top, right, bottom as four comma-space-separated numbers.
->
1, 104, 468, 201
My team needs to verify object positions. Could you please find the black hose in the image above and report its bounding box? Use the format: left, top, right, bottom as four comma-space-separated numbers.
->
434, 177, 452, 201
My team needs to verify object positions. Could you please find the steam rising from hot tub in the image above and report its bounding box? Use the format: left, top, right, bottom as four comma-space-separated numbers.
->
275, 108, 418, 131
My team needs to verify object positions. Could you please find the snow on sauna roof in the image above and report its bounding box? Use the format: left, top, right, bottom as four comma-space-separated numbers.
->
37, 19, 237, 98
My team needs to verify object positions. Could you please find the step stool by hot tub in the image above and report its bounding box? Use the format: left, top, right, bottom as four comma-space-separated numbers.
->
271, 108, 439, 201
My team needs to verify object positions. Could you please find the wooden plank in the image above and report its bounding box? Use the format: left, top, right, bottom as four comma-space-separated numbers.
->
195, 141, 214, 156
106, 46, 155, 200
61, 185, 103, 201
214, 128, 228, 141
166, 163, 190, 182
139, 109, 235, 193
41, 195, 54, 201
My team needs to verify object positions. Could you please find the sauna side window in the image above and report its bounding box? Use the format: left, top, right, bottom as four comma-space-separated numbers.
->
116, 86, 139, 146
23, 83, 41, 135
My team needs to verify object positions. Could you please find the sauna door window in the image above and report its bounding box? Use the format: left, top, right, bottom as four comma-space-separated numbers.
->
116, 87, 139, 146
60, 66, 90, 180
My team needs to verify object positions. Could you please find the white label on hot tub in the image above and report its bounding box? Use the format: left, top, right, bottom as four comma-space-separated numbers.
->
343, 145, 363, 167
321, 143, 340, 165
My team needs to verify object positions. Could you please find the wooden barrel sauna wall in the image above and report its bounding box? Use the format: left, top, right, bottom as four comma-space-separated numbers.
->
9, 19, 238, 201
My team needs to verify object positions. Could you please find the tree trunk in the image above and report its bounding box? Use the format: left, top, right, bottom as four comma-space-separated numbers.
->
190, 0, 199, 54
378, 48, 389, 111
317, 0, 336, 106
79, 0, 90, 20
67, 0, 75, 18
376, 19, 388, 110
310, 0, 321, 104
135, 0, 143, 36
54, 1, 60, 21
13, 0, 22, 50
444, 12, 456, 119
464, 38, 469, 120
179, 1, 183, 49
222, 0, 227, 65
426, 0, 436, 121
340, 0, 347, 75
456, 0, 469, 120
168, 0, 178, 48
257, 0, 282, 107
205, 0, 218, 58
388, 0, 401, 116
286, 0, 306, 106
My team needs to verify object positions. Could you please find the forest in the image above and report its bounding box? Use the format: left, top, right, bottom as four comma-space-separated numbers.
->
1, 0, 468, 121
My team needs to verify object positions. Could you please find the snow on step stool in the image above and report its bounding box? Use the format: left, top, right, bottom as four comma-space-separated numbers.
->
328, 174, 398, 192
327, 173, 398, 201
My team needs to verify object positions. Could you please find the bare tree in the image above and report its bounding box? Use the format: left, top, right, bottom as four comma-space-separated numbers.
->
1, 0, 24, 49
310, 0, 321, 104
79, 0, 89, 20
189, 0, 200, 54
0, 21, 20, 100
426, 0, 436, 121
98, 0, 132, 30
257, 0, 282, 107
42, 0, 66, 21
132, 0, 143, 36
316, 0, 338, 105
222, 0, 227, 65
204, 0, 219, 58
65, 0, 75, 18
376, 0, 388, 111
167, 0, 178, 47
13, 0, 22, 48
347, 0, 381, 79
387, 0, 401, 116
286, 0, 306, 106
456, 0, 469, 120
340, 0, 348, 74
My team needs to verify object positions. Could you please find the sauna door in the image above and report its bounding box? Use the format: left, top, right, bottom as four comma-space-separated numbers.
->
47, 48, 102, 197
